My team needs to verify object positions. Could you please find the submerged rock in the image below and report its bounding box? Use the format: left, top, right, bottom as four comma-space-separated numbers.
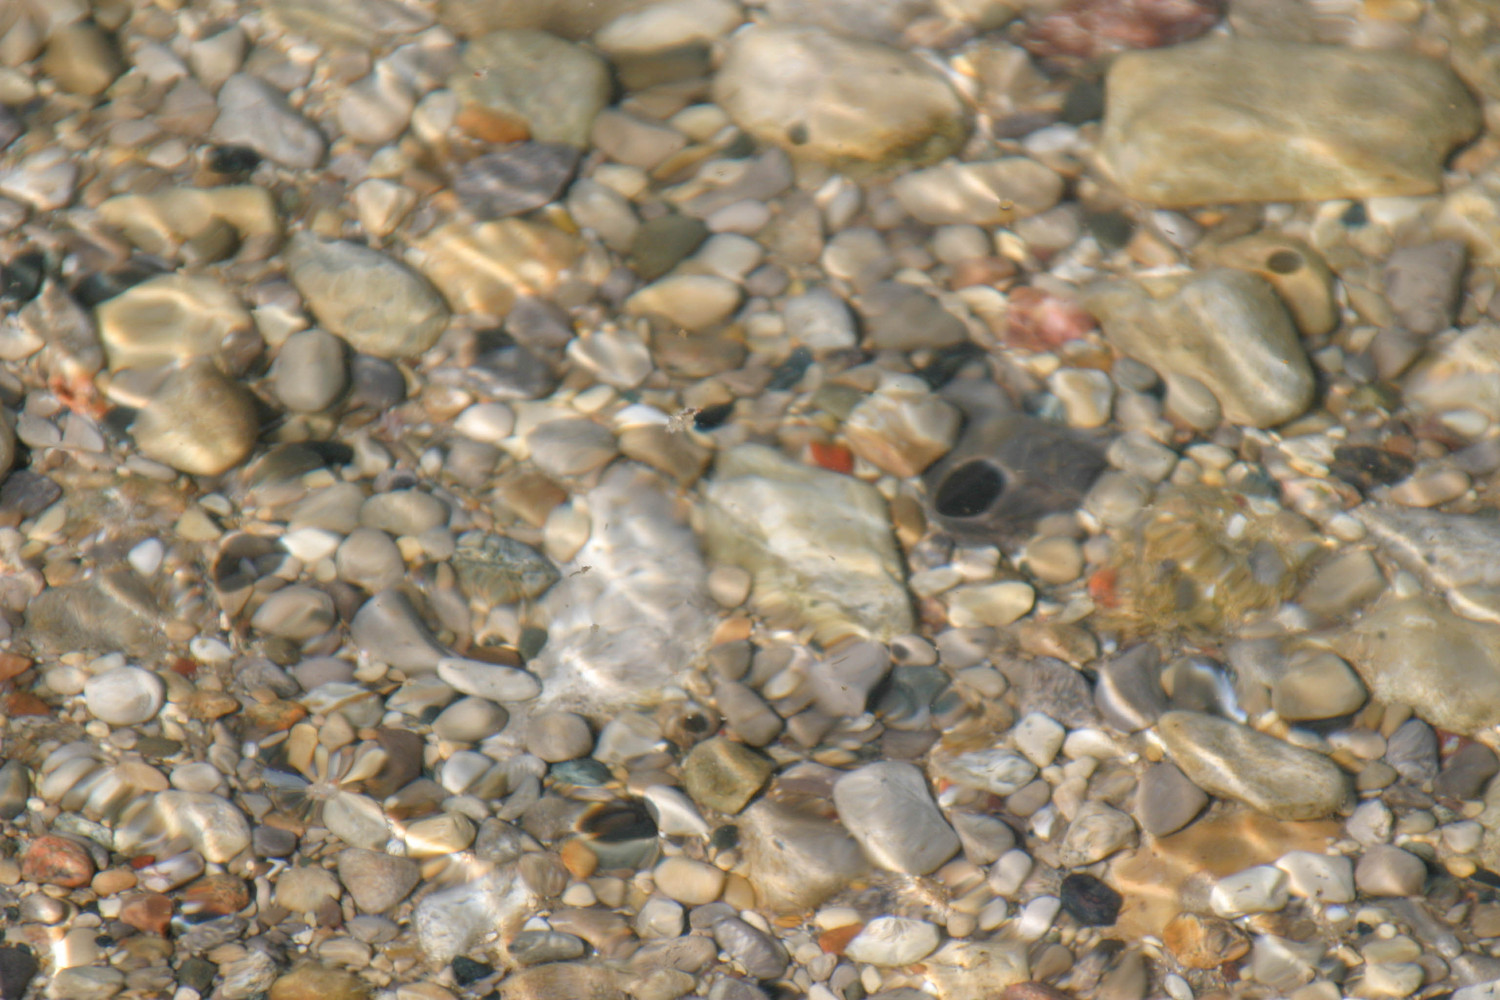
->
713, 24, 970, 173
1083, 269, 1314, 428
530, 463, 715, 712
1354, 504, 1500, 623
1100, 38, 1480, 206
702, 443, 912, 645
1329, 593, 1500, 735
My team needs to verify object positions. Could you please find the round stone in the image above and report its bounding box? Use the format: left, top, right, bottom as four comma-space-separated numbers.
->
450, 30, 611, 147
249, 585, 336, 641
360, 490, 448, 537
1355, 845, 1426, 896
21, 835, 95, 888
275, 865, 342, 912
336, 528, 406, 594
212, 74, 326, 169
653, 856, 726, 906
273, 329, 348, 413
95, 274, 252, 373
337, 848, 422, 914
286, 233, 449, 359
526, 712, 593, 762
432, 697, 509, 743
844, 917, 941, 966
132, 360, 260, 476
83, 667, 165, 726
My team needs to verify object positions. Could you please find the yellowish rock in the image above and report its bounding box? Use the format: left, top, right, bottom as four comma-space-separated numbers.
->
410, 219, 581, 316
96, 274, 253, 372
98, 187, 280, 258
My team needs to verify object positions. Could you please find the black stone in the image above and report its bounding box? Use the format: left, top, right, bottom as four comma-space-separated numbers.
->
1060, 872, 1122, 926
0, 945, 37, 1000
767, 347, 813, 391
0, 251, 45, 304
72, 263, 162, 309
345, 354, 409, 411
694, 401, 734, 431
1061, 79, 1106, 123
208, 144, 262, 177
1085, 210, 1135, 250
1341, 202, 1368, 227
451, 956, 493, 986
710, 824, 740, 851
177, 957, 217, 993
1329, 445, 1416, 494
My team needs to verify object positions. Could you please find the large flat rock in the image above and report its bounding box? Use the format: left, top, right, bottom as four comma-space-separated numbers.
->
1101, 38, 1480, 206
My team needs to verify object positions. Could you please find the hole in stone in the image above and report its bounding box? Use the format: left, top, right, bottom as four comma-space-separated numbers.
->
934, 460, 1005, 518
1266, 249, 1303, 274
786, 122, 809, 146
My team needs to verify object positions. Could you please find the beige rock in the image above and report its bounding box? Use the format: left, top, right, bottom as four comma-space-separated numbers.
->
409, 219, 581, 316
133, 361, 260, 476
42, 22, 123, 97
450, 30, 610, 147
625, 274, 742, 332
892, 158, 1063, 226
843, 376, 961, 477
1101, 38, 1480, 206
98, 187, 280, 258
713, 25, 969, 173
1202, 232, 1337, 337
1083, 269, 1313, 428
96, 274, 252, 372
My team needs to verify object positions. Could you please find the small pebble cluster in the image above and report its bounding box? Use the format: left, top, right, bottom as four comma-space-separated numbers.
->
3, 1, 1500, 1000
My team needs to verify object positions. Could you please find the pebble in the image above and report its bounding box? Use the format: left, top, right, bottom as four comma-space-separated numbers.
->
705, 444, 912, 645
833, 761, 960, 875
276, 865, 342, 912
96, 274, 252, 373
1384, 240, 1466, 334
713, 25, 969, 171
783, 287, 858, 352
212, 74, 327, 169
21, 835, 95, 888
132, 361, 260, 476
682, 737, 774, 814
1274, 851, 1355, 903
740, 799, 869, 912
1083, 269, 1314, 428
455, 144, 581, 219
450, 30, 611, 147
1210, 865, 1290, 917
437, 657, 542, 703
273, 329, 348, 413
1059, 873, 1122, 926
43, 22, 124, 97
83, 666, 164, 726
1101, 38, 1479, 205
144, 791, 251, 863
1057, 801, 1137, 867
526, 711, 593, 762
859, 280, 968, 351
286, 233, 450, 359
1157, 711, 1351, 820
894, 159, 1063, 225
1355, 844, 1428, 896
843, 377, 961, 478
653, 857, 725, 906
1135, 761, 1209, 837
1270, 651, 1367, 721
844, 917, 941, 966
626, 274, 742, 332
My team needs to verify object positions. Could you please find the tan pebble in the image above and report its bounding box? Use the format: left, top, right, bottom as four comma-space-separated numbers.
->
91, 868, 138, 896
722, 871, 757, 910
947, 581, 1035, 628
707, 565, 752, 608
560, 838, 599, 879
653, 857, 725, 905
1386, 466, 1469, 508
712, 616, 753, 645
268, 962, 370, 1000
1163, 912, 1250, 969
1023, 536, 1084, 585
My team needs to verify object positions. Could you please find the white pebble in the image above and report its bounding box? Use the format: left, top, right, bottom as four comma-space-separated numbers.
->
84, 666, 165, 726
454, 402, 515, 444
1211, 865, 1290, 917
126, 538, 165, 576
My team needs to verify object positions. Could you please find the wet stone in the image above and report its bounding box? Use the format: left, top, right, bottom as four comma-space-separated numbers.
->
1060, 873, 1122, 926
1384, 241, 1466, 335
893, 158, 1063, 226
833, 761, 960, 875
1101, 38, 1480, 205
1434, 742, 1499, 800
712, 915, 789, 980
1136, 760, 1208, 837
212, 74, 327, 169
1385, 718, 1439, 786
451, 532, 559, 605
274, 329, 348, 413
454, 143, 581, 219
713, 24, 969, 172
132, 360, 260, 476
21, 835, 95, 888
451, 30, 611, 147
1157, 711, 1351, 820
96, 274, 252, 373
859, 281, 968, 352
83, 666, 164, 726
1356, 844, 1428, 897
682, 737, 774, 815
287, 233, 449, 360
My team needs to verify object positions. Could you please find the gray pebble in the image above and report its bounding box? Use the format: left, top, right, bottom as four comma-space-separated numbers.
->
337, 847, 422, 914
1433, 742, 1499, 800
273, 329, 348, 413
526, 711, 593, 762
249, 584, 336, 640
712, 915, 789, 980
350, 589, 448, 671
1135, 760, 1208, 836
336, 528, 405, 594
360, 489, 448, 537
212, 73, 326, 168
1355, 844, 1427, 897
1384, 718, 1439, 786
433, 696, 509, 743
455, 143, 580, 219
833, 761, 959, 875
1384, 240, 1465, 335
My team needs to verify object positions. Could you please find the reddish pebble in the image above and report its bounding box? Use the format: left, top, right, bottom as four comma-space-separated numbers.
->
21, 835, 95, 888
119, 892, 173, 936
1023, 0, 1222, 62
0, 652, 31, 682
3, 691, 50, 716
818, 922, 864, 955
181, 873, 251, 917
1005, 287, 1097, 352
1002, 985, 1075, 1000
807, 441, 854, 474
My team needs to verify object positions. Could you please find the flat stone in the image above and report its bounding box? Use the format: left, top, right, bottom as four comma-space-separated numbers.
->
594, 0, 742, 56
845, 917, 941, 966
267, 963, 369, 1000
1435, 742, 1499, 800
1157, 711, 1351, 820
1329, 594, 1500, 735
437, 657, 541, 703
212, 74, 326, 169
250, 585, 337, 641
703, 444, 912, 646
1100, 38, 1480, 206
454, 144, 581, 219
1274, 850, 1354, 903
336, 848, 421, 913
450, 30, 610, 147
141, 791, 251, 863
132, 361, 260, 476
1270, 652, 1366, 721
739, 799, 869, 912
409, 219, 580, 316
1057, 801, 1137, 867
526, 711, 592, 762
1385, 241, 1466, 335
844, 376, 962, 478
858, 280, 968, 351
286, 234, 449, 359
833, 761, 960, 875
1082, 269, 1314, 428
713, 24, 969, 173
783, 287, 857, 352
625, 274, 742, 332
893, 158, 1063, 225
275, 866, 341, 912
682, 737, 773, 814
350, 589, 448, 672
43, 22, 123, 97
22, 835, 95, 888
96, 274, 252, 372
1210, 865, 1289, 917
83, 667, 165, 726
1355, 844, 1427, 897
652, 857, 725, 906
1135, 761, 1208, 837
